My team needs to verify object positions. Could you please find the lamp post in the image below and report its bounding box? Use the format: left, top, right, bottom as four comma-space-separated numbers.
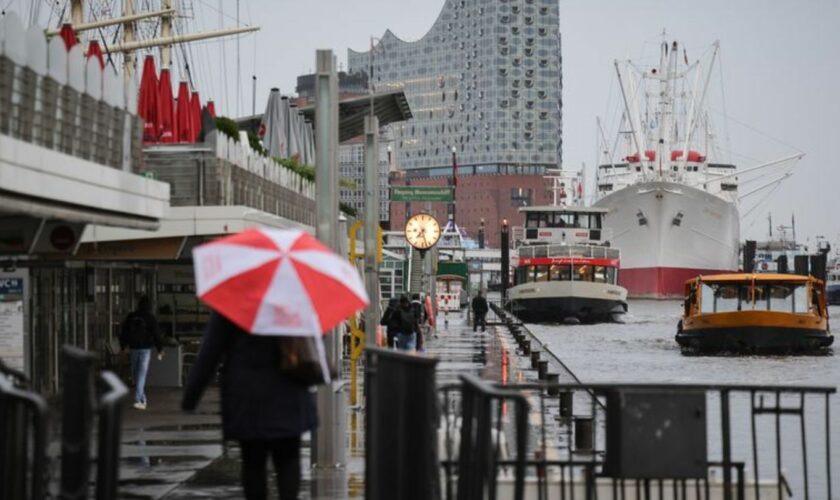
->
500, 218, 509, 306
450, 146, 458, 226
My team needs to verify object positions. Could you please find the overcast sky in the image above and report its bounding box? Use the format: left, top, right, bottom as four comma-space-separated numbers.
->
21, 0, 840, 246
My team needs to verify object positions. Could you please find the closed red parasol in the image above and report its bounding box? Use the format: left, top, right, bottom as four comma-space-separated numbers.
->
157, 69, 176, 143
85, 40, 105, 69
175, 81, 193, 143
137, 56, 159, 143
58, 24, 78, 51
206, 100, 217, 118
190, 91, 202, 142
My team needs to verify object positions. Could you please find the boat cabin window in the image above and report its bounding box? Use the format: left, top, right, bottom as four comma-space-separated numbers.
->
550, 264, 571, 281
525, 212, 602, 229
516, 264, 616, 284
698, 282, 811, 314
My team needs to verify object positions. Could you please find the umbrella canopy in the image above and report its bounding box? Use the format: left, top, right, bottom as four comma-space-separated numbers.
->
190, 91, 202, 142
58, 24, 78, 51
206, 100, 217, 118
85, 40, 105, 69
175, 81, 193, 143
192, 228, 368, 336
137, 55, 159, 142
157, 69, 176, 143
259, 88, 288, 159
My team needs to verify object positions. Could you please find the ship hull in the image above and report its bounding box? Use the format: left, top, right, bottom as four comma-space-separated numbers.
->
595, 181, 739, 299
509, 281, 627, 323
676, 326, 834, 353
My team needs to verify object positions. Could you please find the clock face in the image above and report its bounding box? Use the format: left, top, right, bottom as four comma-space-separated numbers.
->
404, 213, 441, 250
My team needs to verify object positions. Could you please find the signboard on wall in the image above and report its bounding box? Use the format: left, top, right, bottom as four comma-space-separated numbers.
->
391, 186, 453, 202
0, 277, 25, 371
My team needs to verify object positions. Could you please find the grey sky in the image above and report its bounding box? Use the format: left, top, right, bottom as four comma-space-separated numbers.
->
20, 0, 840, 246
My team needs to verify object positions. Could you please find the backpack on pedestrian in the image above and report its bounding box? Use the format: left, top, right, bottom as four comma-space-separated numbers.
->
397, 308, 418, 335
123, 314, 148, 349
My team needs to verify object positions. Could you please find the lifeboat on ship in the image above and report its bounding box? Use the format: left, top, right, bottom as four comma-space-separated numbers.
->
676, 273, 834, 353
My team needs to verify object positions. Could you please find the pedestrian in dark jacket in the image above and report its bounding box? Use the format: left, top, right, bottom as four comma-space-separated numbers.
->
471, 291, 489, 333
182, 312, 318, 500
411, 293, 426, 351
379, 297, 401, 348
120, 295, 164, 410
394, 294, 421, 351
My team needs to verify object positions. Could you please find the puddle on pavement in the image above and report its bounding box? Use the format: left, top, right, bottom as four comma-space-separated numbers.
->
121, 455, 210, 467
128, 439, 218, 446
146, 423, 222, 432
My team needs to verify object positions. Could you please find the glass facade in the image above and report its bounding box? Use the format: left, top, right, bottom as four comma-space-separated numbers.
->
348, 0, 562, 173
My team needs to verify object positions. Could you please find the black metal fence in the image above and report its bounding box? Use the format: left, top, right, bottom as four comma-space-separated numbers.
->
0, 365, 48, 500
439, 378, 836, 500
0, 347, 128, 500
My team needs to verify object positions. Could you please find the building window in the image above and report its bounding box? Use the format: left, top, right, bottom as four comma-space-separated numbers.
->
511, 187, 533, 207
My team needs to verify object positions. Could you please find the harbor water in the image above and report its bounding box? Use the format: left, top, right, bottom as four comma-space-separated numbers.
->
529, 300, 839, 497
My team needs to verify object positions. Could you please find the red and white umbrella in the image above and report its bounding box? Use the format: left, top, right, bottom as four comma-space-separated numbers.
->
192, 228, 368, 336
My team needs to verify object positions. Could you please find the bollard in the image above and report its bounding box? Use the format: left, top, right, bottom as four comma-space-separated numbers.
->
537, 360, 548, 380
546, 373, 559, 396
530, 350, 541, 369
559, 391, 574, 419
521, 339, 531, 355
574, 417, 594, 451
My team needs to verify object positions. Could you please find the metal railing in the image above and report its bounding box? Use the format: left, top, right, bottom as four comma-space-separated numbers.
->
438, 378, 836, 500
440, 375, 530, 500
517, 244, 620, 261
95, 371, 129, 500
0, 370, 48, 500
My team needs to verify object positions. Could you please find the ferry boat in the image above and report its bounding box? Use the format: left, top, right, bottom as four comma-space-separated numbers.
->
593, 40, 802, 299
676, 273, 833, 353
509, 180, 628, 323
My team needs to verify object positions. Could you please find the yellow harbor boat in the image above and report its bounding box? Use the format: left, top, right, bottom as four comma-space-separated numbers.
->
676, 273, 833, 353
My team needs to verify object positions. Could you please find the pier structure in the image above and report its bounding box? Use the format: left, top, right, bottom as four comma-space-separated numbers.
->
0, 12, 169, 392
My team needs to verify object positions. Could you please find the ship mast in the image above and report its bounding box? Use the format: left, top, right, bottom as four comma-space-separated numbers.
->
615, 61, 647, 173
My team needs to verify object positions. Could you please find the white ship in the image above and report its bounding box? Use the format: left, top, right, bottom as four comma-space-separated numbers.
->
594, 39, 802, 298
509, 171, 628, 323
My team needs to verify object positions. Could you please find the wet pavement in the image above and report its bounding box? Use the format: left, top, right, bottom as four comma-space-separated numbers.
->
112, 311, 512, 499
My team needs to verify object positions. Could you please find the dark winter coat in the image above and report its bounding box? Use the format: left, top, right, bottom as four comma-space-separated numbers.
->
181, 312, 318, 440
471, 295, 489, 316
119, 309, 164, 352
380, 299, 402, 332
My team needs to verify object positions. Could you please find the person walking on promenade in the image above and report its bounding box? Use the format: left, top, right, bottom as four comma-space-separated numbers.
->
471, 290, 489, 333
182, 311, 318, 500
411, 293, 426, 351
395, 294, 420, 351
380, 297, 401, 348
120, 295, 164, 410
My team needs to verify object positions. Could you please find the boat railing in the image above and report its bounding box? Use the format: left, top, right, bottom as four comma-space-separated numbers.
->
517, 244, 620, 261
0, 12, 142, 172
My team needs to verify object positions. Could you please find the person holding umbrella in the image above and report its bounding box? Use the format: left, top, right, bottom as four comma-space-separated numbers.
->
182, 228, 368, 499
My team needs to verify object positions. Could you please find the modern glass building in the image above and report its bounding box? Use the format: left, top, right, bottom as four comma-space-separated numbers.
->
348, 0, 562, 245
348, 0, 562, 174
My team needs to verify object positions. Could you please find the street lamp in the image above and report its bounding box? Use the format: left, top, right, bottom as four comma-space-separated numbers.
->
501, 218, 509, 305
450, 146, 458, 225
